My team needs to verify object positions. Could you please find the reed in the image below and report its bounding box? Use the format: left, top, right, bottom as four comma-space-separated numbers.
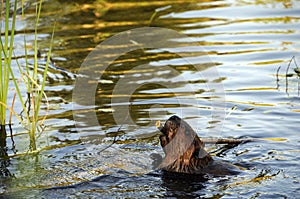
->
22, 0, 54, 150
1, 0, 54, 150
0, 0, 18, 125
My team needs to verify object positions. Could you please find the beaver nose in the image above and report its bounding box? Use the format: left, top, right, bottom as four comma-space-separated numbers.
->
156, 120, 163, 130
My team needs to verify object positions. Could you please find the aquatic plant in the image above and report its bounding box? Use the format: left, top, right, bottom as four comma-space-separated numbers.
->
22, 0, 54, 150
276, 56, 300, 96
0, 0, 54, 150
0, 0, 18, 127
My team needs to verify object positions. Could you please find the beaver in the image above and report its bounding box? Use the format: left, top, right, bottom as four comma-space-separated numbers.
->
157, 115, 241, 176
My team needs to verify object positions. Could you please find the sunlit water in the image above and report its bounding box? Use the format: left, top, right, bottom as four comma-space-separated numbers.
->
1, 0, 300, 198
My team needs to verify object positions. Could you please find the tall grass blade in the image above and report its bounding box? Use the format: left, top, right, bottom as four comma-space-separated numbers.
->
0, 0, 18, 125
1, 0, 54, 151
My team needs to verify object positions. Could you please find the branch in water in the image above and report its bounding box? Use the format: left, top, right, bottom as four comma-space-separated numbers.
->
201, 138, 254, 145
156, 120, 254, 145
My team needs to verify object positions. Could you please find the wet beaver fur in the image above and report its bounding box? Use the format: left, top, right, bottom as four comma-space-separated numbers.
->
158, 115, 240, 176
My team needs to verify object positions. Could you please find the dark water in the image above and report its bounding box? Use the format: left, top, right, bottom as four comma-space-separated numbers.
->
1, 0, 300, 198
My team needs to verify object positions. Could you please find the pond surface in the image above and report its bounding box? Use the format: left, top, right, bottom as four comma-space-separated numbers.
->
1, 0, 300, 198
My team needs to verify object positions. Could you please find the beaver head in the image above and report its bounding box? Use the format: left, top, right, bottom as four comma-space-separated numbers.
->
158, 115, 213, 174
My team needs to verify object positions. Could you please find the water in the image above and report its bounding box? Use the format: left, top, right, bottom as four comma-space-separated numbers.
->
1, 0, 300, 198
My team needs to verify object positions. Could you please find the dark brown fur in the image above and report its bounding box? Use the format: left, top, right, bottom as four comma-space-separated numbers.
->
159, 115, 240, 176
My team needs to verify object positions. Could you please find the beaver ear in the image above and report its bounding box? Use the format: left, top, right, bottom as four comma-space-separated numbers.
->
169, 115, 181, 122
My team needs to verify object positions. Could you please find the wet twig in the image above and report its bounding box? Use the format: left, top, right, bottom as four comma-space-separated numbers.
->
98, 102, 132, 153
285, 56, 295, 95
201, 138, 254, 145
276, 66, 281, 90
293, 58, 300, 96
277, 56, 300, 96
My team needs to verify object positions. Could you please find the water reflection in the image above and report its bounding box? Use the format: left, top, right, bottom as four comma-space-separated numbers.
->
161, 172, 208, 198
2, 0, 300, 198
0, 126, 12, 178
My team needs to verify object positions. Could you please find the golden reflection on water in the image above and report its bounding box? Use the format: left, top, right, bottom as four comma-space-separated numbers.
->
4, 0, 300, 197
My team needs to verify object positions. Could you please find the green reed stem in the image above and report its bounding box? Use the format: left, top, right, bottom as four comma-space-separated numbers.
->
29, 0, 55, 150
30, 0, 44, 138
1, 0, 54, 151
0, 0, 18, 125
